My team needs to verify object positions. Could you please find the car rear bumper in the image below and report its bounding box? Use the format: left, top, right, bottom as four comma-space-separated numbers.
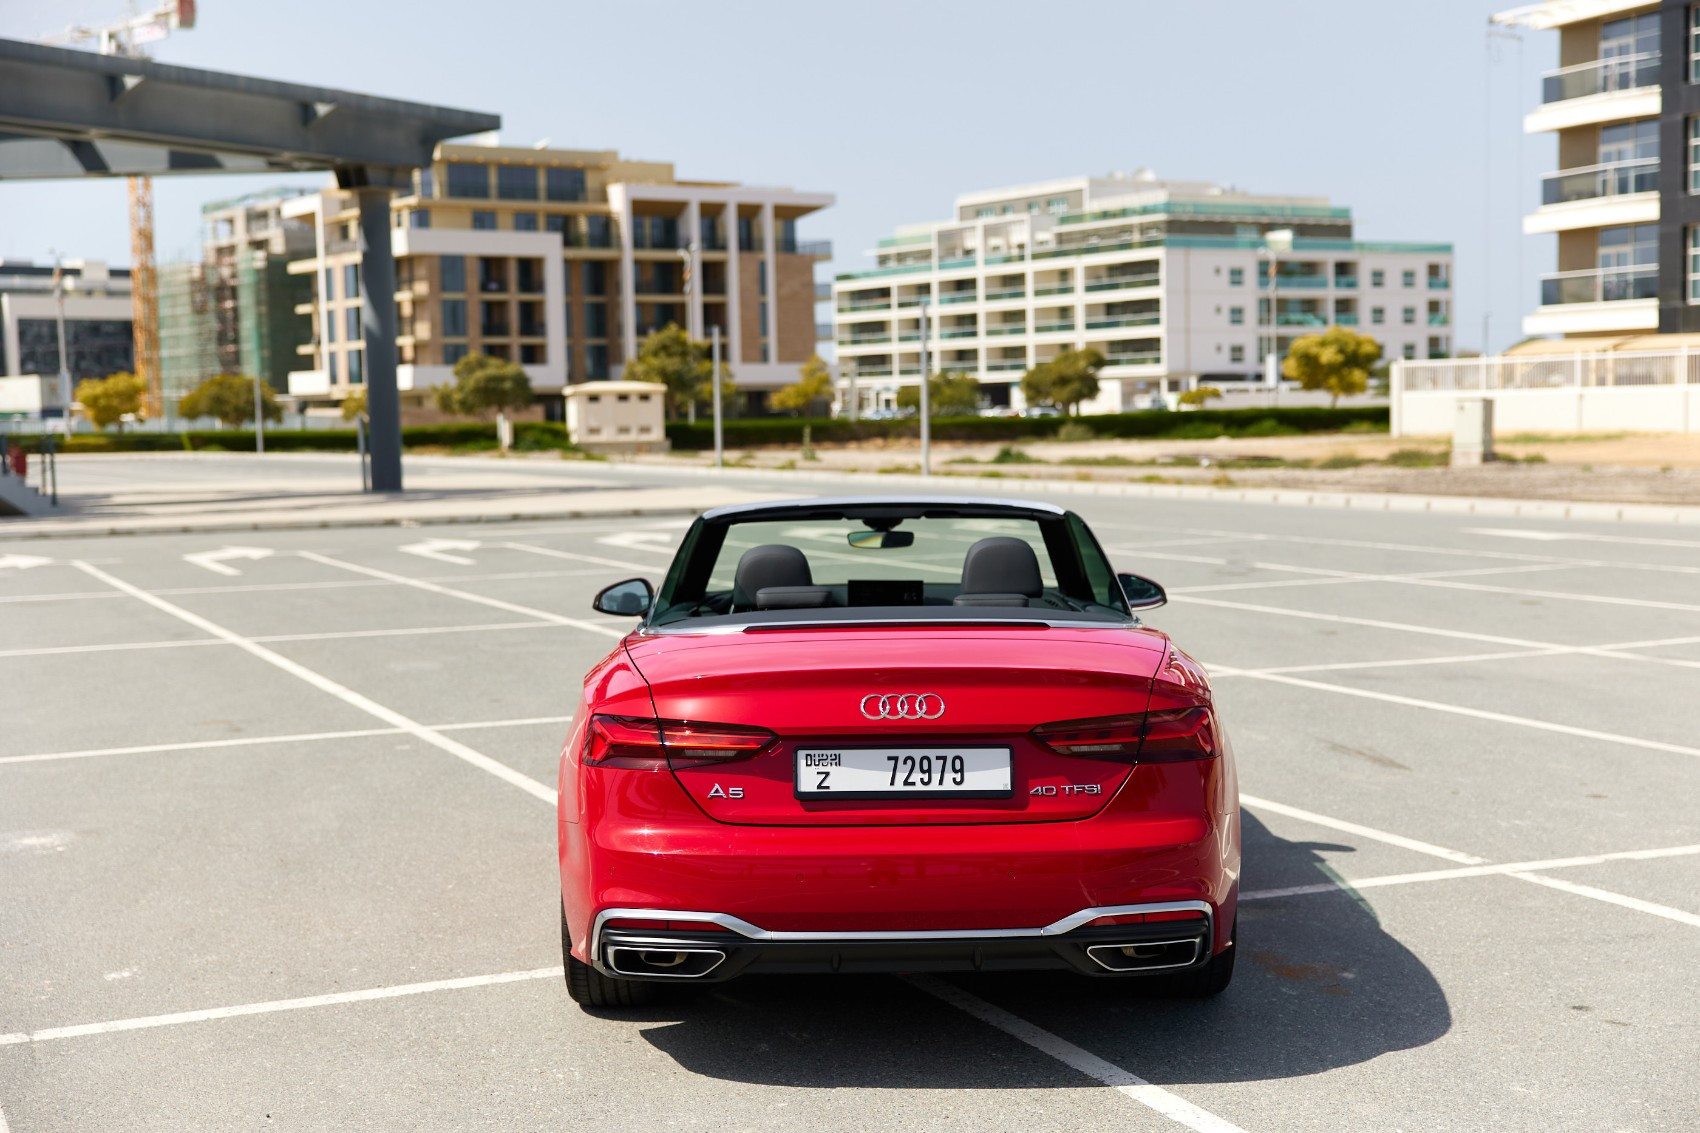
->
590, 901, 1216, 982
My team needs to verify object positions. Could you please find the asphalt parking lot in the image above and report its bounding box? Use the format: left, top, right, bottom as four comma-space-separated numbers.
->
4, 470, 1698, 1132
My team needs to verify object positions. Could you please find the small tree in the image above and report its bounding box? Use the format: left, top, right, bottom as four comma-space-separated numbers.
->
896, 372, 981, 416
771, 354, 833, 416
624, 324, 734, 420
1282, 326, 1383, 408
1023, 348, 1104, 415
75, 371, 147, 431
179, 373, 281, 428
1177, 386, 1223, 409
341, 389, 368, 422
434, 353, 533, 419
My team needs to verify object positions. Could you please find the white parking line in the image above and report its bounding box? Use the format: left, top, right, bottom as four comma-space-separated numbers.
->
299, 551, 627, 639
0, 967, 563, 1047
1241, 843, 1700, 901
907, 976, 1250, 1133
499, 542, 665, 573
1242, 795, 1486, 864
0, 714, 574, 767
1219, 634, 1700, 678
1507, 873, 1700, 929
0, 568, 608, 605
71, 562, 559, 805
0, 620, 572, 661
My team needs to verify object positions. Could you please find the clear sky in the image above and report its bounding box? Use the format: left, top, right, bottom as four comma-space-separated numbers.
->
1, 0, 1551, 354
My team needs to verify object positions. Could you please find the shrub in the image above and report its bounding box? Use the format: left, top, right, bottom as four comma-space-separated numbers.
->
1054, 421, 1096, 443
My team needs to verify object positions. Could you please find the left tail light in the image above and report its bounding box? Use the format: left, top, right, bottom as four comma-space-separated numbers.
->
1032, 707, 1217, 764
583, 715, 776, 769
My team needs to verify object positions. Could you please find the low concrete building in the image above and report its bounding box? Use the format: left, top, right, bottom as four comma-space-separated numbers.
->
0, 260, 133, 422
563, 380, 668, 453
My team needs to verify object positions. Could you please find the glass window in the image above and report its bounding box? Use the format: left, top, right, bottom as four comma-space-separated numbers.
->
737, 217, 756, 251
758, 260, 767, 297
1047, 196, 1070, 214
323, 266, 334, 300
1689, 117, 1700, 193
1688, 226, 1700, 301
496, 165, 539, 201
1229, 306, 1244, 325
563, 304, 573, 340
472, 210, 497, 230
348, 348, 364, 384
1402, 307, 1416, 325
1229, 344, 1245, 363
585, 215, 612, 248
444, 341, 468, 365
408, 209, 431, 229
513, 212, 538, 231
1601, 119, 1660, 164
326, 352, 338, 383
586, 343, 609, 380
1402, 270, 1415, 288
1371, 269, 1385, 287
445, 163, 488, 199
415, 168, 435, 199
1691, 5, 1700, 83
545, 167, 586, 202
344, 263, 360, 299
1598, 222, 1659, 266
545, 214, 572, 243
1371, 306, 1385, 325
1228, 267, 1244, 286
584, 261, 607, 294
441, 299, 467, 337
325, 309, 338, 343
585, 302, 607, 338
345, 307, 361, 342
440, 255, 466, 293
976, 206, 995, 218
1401, 342, 1416, 360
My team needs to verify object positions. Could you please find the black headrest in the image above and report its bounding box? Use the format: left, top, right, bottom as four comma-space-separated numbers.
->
732, 544, 813, 610
958, 536, 1042, 598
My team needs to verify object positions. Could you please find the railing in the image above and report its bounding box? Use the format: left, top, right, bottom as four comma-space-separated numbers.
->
854, 367, 894, 378
1275, 313, 1326, 326
1034, 321, 1075, 333
987, 361, 1027, 372
1541, 52, 1660, 103
984, 253, 1026, 265
1335, 313, 1359, 326
1084, 276, 1159, 292
791, 239, 833, 257
1034, 284, 1074, 297
986, 325, 1026, 336
1334, 276, 1359, 289
939, 256, 977, 269
1259, 275, 1328, 290
1540, 158, 1658, 206
1399, 348, 1700, 392
898, 333, 923, 342
1033, 239, 1141, 260
939, 292, 977, 304
985, 288, 1025, 300
838, 299, 891, 312
1428, 313, 1450, 326
838, 335, 892, 346
1104, 351, 1161, 365
1086, 316, 1160, 330
939, 328, 978, 339
897, 296, 930, 307
1539, 265, 1658, 305
1428, 278, 1450, 290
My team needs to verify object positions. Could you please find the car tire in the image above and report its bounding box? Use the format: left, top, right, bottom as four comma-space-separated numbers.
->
562, 907, 657, 1009
1166, 919, 1236, 998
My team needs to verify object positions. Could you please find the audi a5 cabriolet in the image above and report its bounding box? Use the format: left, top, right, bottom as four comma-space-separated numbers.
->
558, 497, 1239, 1008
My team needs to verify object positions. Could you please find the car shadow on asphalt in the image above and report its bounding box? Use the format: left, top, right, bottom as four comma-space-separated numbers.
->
624, 811, 1450, 1087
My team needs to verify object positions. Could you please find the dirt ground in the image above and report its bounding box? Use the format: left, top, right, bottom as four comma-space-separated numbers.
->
634, 431, 1700, 506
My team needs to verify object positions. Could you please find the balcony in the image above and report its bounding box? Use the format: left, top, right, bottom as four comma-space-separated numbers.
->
939, 256, 976, 270
1275, 313, 1327, 327
1428, 278, 1451, 290
1086, 316, 1159, 330
854, 367, 893, 378
1542, 53, 1659, 104
987, 361, 1027, 372
1034, 320, 1075, 333
986, 324, 1027, 336
985, 287, 1026, 301
838, 298, 891, 313
838, 335, 892, 346
1428, 314, 1450, 326
939, 328, 978, 339
1540, 159, 1658, 207
1084, 275, 1159, 293
1333, 276, 1359, 289
1259, 275, 1328, 290
1539, 265, 1657, 305
939, 292, 977, 305
1335, 313, 1359, 326
790, 239, 833, 257
1034, 284, 1074, 297
1104, 351, 1161, 366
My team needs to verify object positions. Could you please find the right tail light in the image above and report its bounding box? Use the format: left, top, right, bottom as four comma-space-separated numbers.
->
1032, 706, 1216, 764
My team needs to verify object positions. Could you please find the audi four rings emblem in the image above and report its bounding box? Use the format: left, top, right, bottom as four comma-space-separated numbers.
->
861, 693, 945, 720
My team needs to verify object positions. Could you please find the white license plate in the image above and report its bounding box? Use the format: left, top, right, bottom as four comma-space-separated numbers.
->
795, 747, 1013, 799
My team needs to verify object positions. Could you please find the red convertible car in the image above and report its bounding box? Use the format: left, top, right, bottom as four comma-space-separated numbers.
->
558, 497, 1239, 1007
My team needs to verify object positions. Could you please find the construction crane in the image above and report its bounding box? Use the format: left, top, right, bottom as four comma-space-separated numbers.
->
41, 1, 197, 419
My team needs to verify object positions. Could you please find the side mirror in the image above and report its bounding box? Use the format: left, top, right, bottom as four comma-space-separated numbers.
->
1117, 572, 1167, 610
593, 578, 653, 617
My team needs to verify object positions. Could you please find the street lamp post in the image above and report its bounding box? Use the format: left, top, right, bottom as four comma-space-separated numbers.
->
918, 297, 930, 476
52, 255, 72, 437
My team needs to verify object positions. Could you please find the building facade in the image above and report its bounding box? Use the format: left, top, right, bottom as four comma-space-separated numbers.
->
1493, 0, 1700, 337
282, 144, 831, 414
832, 172, 1452, 414
160, 189, 315, 415
0, 260, 133, 402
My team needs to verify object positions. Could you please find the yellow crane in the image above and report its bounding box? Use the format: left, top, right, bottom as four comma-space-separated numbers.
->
41, 1, 197, 419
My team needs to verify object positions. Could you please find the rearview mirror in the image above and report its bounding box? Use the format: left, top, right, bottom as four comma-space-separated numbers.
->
847, 530, 915, 549
593, 578, 653, 617
1117, 572, 1167, 610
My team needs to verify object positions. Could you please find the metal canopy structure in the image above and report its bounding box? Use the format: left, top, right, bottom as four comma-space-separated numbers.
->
0, 38, 502, 491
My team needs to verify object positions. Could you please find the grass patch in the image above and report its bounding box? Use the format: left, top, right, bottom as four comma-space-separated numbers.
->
1499, 431, 1627, 445
1384, 448, 1449, 468
1340, 420, 1388, 434
1318, 453, 1367, 470
877, 463, 921, 475
1059, 455, 1143, 467
990, 445, 1040, 464
1054, 422, 1096, 443
944, 455, 980, 465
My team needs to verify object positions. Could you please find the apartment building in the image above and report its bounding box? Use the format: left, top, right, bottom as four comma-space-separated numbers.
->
831, 172, 1451, 414
282, 143, 831, 413
1492, 1, 1700, 336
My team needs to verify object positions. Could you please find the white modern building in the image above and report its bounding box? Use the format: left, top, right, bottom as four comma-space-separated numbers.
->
0, 260, 133, 420
832, 172, 1453, 415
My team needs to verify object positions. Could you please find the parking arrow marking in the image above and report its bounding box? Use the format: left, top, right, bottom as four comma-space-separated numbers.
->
0, 554, 53, 571
182, 547, 273, 577
398, 538, 481, 565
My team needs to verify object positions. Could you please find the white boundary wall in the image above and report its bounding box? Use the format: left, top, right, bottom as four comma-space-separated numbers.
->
1392, 350, 1700, 436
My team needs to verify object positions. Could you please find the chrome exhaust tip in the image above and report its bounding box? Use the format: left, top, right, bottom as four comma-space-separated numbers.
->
606, 946, 726, 979
1085, 938, 1202, 973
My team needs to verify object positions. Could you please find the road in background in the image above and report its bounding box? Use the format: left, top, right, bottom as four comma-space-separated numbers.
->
3, 465, 1698, 1131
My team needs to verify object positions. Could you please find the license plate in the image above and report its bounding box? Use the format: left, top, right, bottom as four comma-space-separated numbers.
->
795, 747, 1013, 799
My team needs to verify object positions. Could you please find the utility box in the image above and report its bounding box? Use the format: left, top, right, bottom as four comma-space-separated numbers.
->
1451, 398, 1494, 466
563, 381, 670, 454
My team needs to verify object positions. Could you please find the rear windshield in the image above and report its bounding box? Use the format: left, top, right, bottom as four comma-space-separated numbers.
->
651, 506, 1129, 627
